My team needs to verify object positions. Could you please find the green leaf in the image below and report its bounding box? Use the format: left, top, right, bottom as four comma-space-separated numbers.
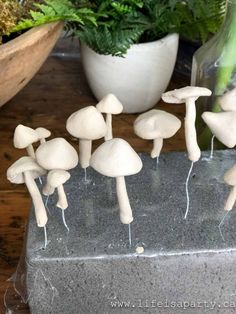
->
11, 0, 226, 55
12, 0, 97, 33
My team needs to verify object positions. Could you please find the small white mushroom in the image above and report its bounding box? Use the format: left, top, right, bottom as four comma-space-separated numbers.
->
35, 127, 51, 144
134, 109, 181, 159
35, 138, 79, 171
162, 86, 212, 162
43, 169, 70, 210
202, 111, 236, 148
90, 138, 143, 224
13, 124, 39, 158
96, 94, 123, 141
219, 87, 236, 112
35, 138, 78, 230
224, 165, 236, 211
66, 106, 107, 169
7, 156, 47, 227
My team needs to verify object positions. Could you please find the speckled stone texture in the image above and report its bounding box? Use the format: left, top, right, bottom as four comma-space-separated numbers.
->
26, 150, 236, 314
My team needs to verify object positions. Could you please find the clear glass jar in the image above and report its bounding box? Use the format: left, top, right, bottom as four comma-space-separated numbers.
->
191, 0, 236, 149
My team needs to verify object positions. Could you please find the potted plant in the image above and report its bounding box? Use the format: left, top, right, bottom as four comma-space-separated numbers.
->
3, 0, 225, 112
77, 0, 225, 113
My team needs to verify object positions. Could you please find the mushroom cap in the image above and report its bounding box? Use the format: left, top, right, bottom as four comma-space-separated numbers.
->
224, 165, 236, 186
134, 109, 181, 140
47, 169, 70, 188
202, 111, 236, 148
7, 156, 46, 184
162, 86, 212, 104
90, 138, 143, 178
219, 88, 236, 112
35, 127, 51, 140
96, 94, 123, 115
13, 124, 39, 149
66, 106, 107, 140
35, 138, 79, 171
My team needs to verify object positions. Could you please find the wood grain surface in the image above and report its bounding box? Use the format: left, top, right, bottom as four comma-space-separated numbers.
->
0, 22, 63, 108
0, 54, 188, 313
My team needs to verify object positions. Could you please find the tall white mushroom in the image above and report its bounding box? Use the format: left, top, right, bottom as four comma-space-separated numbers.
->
219, 87, 236, 112
13, 124, 39, 158
35, 127, 51, 144
7, 157, 47, 228
162, 86, 212, 162
66, 106, 107, 169
35, 138, 78, 230
162, 87, 212, 220
202, 111, 236, 148
96, 94, 123, 141
90, 138, 143, 225
134, 109, 181, 160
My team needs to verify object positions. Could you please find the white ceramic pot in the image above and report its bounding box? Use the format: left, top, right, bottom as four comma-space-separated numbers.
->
81, 33, 179, 113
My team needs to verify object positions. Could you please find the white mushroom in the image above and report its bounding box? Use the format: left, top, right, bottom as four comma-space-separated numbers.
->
35, 137, 79, 191
13, 124, 39, 158
66, 106, 107, 169
35, 138, 78, 171
35, 138, 78, 230
134, 109, 181, 159
96, 94, 123, 141
219, 87, 236, 112
224, 165, 236, 211
162, 86, 212, 162
43, 169, 70, 210
90, 138, 143, 224
7, 156, 47, 227
202, 111, 236, 148
35, 127, 51, 144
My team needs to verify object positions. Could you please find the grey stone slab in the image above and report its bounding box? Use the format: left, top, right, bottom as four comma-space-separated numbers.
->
25, 150, 236, 314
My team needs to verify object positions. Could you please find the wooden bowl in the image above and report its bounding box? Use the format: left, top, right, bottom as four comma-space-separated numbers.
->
0, 22, 63, 108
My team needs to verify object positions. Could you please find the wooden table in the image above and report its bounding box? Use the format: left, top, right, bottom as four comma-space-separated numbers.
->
0, 54, 187, 313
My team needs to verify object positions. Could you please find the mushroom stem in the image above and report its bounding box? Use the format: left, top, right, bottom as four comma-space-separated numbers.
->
185, 98, 201, 162
224, 186, 236, 211
26, 144, 35, 158
151, 138, 163, 158
40, 138, 46, 144
105, 113, 113, 141
42, 183, 55, 196
79, 139, 92, 169
24, 171, 47, 227
56, 185, 68, 210
116, 176, 133, 224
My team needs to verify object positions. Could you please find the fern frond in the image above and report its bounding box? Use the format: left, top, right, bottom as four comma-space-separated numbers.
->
10, 0, 226, 56
12, 0, 96, 32
77, 25, 144, 56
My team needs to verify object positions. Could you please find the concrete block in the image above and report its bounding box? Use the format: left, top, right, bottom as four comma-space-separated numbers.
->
25, 150, 236, 313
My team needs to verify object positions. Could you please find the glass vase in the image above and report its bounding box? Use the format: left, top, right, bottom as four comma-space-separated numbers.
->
191, 0, 236, 149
